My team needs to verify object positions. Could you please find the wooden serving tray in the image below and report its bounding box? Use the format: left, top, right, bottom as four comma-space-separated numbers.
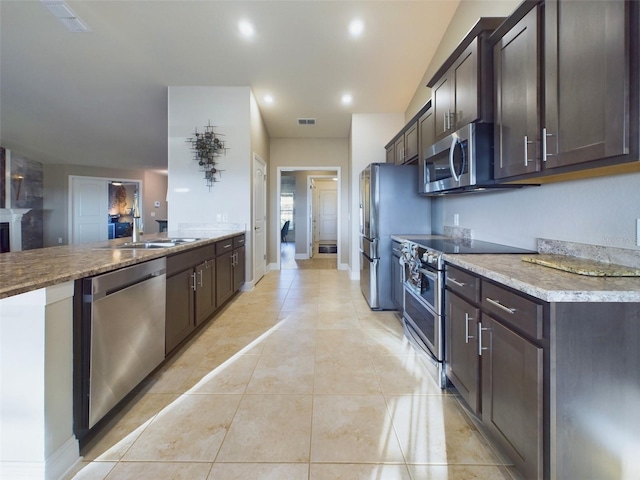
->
521, 254, 640, 277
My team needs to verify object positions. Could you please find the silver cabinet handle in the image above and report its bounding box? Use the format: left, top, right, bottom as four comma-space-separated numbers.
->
191, 272, 197, 291
478, 323, 490, 355
486, 297, 516, 314
464, 313, 475, 343
448, 277, 465, 288
443, 112, 448, 133
524, 135, 534, 165
198, 269, 203, 288
542, 128, 555, 162
223, 244, 232, 249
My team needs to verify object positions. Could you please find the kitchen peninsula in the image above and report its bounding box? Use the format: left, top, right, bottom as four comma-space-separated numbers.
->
0, 231, 244, 480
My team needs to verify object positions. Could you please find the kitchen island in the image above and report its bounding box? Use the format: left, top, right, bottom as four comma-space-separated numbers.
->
0, 231, 245, 480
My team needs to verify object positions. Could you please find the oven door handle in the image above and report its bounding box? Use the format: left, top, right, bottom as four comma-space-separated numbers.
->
417, 267, 438, 282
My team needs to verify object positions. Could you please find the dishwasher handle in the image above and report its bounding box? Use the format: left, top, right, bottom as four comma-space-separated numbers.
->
84, 258, 166, 301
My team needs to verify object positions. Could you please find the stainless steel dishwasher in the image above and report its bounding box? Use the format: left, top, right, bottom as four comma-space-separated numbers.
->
79, 258, 166, 430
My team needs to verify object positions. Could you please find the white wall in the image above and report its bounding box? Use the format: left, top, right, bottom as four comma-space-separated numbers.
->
168, 86, 254, 281
349, 113, 405, 278
405, 0, 520, 120
433, 172, 640, 251
269, 138, 348, 266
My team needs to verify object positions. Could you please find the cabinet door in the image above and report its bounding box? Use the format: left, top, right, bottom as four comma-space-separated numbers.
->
481, 314, 543, 480
544, 0, 629, 168
386, 144, 395, 164
195, 259, 216, 326
233, 246, 245, 292
391, 255, 403, 311
394, 136, 405, 165
216, 250, 234, 306
452, 40, 479, 130
166, 269, 195, 354
404, 121, 419, 162
494, 6, 540, 179
433, 74, 453, 141
418, 107, 435, 161
445, 291, 480, 414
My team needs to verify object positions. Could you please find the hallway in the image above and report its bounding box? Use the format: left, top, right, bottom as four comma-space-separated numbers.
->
67, 269, 518, 480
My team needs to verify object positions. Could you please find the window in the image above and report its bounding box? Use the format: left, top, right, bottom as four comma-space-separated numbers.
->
280, 193, 294, 231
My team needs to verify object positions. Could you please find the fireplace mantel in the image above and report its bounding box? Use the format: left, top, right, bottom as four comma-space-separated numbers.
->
0, 208, 31, 252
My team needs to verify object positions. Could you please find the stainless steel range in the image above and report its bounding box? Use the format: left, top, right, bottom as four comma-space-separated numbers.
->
399, 236, 536, 388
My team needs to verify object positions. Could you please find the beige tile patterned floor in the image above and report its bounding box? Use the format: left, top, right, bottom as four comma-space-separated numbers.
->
66, 269, 521, 480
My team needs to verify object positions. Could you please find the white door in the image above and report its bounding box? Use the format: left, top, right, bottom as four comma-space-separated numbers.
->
308, 183, 316, 258
253, 155, 267, 282
318, 189, 338, 241
70, 177, 108, 244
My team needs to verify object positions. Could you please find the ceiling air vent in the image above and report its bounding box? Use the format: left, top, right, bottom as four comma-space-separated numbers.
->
41, 1, 91, 33
297, 118, 317, 126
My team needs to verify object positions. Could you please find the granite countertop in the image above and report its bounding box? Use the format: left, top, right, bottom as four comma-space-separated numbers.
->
0, 230, 245, 299
444, 254, 640, 303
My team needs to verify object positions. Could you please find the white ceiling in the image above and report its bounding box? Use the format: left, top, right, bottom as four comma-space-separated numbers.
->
0, 0, 460, 170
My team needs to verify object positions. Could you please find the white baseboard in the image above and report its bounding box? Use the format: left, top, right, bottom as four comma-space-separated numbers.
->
48, 436, 79, 480
240, 281, 254, 292
338, 263, 349, 271
267, 263, 279, 271
294, 253, 309, 260
0, 436, 79, 480
348, 266, 360, 281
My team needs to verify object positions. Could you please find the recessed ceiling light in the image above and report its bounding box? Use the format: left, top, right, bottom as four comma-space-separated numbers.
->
264, 95, 274, 104
238, 20, 255, 38
349, 19, 364, 37
341, 94, 353, 105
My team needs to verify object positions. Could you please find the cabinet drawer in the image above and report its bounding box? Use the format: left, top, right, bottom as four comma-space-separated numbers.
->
446, 265, 480, 303
215, 238, 234, 255
167, 245, 211, 277
233, 235, 245, 248
482, 281, 543, 340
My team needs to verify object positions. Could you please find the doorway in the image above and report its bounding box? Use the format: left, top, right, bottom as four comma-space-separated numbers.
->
69, 176, 142, 245
276, 167, 341, 270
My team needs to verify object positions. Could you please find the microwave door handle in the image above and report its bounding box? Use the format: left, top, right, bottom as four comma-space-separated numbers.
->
449, 136, 460, 182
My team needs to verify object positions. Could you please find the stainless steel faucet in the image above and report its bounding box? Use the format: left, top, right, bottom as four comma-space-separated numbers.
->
132, 192, 141, 242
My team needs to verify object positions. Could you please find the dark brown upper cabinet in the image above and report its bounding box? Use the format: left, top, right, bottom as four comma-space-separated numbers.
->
494, 3, 541, 179
491, 0, 638, 184
428, 18, 505, 143
544, 0, 630, 169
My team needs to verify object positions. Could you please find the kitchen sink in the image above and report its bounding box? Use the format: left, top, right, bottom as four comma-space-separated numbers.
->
102, 238, 202, 249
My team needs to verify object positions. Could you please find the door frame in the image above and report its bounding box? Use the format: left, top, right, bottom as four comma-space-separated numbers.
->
68, 175, 142, 244
252, 153, 267, 284
276, 166, 341, 269
307, 175, 338, 253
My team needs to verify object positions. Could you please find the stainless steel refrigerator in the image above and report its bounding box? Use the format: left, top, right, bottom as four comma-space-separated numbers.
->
359, 163, 431, 310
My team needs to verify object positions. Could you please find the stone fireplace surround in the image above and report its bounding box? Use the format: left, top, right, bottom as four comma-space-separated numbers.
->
0, 208, 30, 252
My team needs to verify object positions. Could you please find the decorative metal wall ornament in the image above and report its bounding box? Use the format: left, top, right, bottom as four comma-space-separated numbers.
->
186, 121, 228, 190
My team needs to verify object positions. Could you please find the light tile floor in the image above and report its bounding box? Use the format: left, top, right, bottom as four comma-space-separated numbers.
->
66, 269, 521, 480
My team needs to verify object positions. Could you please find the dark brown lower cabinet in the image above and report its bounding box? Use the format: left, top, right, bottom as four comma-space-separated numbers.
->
233, 244, 246, 292
195, 258, 216, 326
445, 263, 544, 480
166, 234, 245, 355
216, 250, 234, 306
481, 313, 543, 480
445, 291, 480, 415
166, 268, 195, 354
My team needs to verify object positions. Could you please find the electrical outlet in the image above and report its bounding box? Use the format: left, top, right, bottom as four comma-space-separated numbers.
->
453, 213, 459, 226
150, 212, 156, 217
58, 237, 63, 244
216, 214, 222, 222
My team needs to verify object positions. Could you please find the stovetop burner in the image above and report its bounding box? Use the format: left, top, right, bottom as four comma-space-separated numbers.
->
410, 237, 537, 255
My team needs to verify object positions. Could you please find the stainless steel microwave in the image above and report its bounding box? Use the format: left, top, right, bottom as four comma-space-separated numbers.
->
419, 123, 494, 195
